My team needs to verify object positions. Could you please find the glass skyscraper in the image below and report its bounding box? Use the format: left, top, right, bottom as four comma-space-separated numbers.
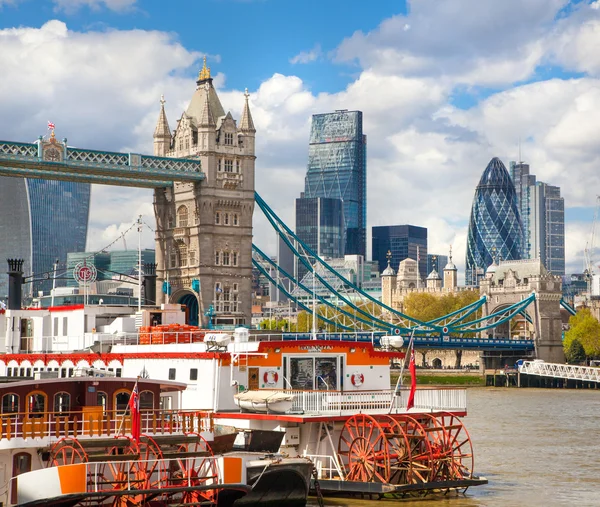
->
295, 196, 345, 281
372, 225, 428, 278
510, 161, 565, 276
0, 176, 90, 299
304, 110, 367, 257
466, 158, 523, 286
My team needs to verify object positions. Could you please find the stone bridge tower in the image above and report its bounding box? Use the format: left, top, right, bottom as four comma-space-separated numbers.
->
152, 58, 256, 327
479, 259, 564, 365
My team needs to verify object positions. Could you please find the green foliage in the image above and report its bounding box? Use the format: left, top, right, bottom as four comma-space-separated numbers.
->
564, 308, 600, 359
565, 338, 586, 364
402, 290, 481, 325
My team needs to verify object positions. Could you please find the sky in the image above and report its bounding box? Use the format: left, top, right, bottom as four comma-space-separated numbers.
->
1, 0, 600, 283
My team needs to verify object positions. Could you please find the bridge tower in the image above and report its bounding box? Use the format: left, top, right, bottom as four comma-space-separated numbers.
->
153, 58, 256, 327
479, 259, 564, 365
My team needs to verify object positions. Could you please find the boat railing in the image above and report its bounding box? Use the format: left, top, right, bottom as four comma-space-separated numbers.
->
303, 453, 343, 480
11, 456, 224, 505
273, 387, 467, 414
0, 408, 214, 441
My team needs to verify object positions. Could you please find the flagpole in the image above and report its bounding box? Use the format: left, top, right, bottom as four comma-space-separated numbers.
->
389, 327, 417, 413
117, 376, 139, 436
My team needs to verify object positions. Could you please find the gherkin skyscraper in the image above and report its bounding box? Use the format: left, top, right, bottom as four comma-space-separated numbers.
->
466, 157, 523, 286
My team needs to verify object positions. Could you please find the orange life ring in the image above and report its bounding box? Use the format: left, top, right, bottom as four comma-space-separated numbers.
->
351, 372, 364, 387
263, 370, 279, 385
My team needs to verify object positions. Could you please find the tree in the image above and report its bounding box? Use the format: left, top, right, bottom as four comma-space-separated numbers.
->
565, 339, 586, 364
564, 308, 600, 359
402, 290, 481, 368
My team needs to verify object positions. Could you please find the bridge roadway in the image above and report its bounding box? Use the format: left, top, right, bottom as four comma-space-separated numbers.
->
518, 360, 600, 383
263, 332, 536, 352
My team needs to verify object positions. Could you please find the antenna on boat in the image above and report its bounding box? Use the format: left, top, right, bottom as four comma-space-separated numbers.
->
312, 261, 317, 340
137, 215, 143, 312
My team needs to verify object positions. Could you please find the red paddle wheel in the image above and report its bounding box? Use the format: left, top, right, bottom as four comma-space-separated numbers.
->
47, 437, 89, 467
169, 432, 219, 506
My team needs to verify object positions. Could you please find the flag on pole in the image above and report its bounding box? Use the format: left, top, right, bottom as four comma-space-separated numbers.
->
128, 380, 141, 442
406, 348, 417, 410
47, 121, 55, 130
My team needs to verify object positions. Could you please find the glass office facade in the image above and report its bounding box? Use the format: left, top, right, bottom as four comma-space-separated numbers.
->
466, 158, 523, 286
372, 225, 428, 278
305, 111, 367, 257
0, 177, 90, 299
295, 197, 345, 280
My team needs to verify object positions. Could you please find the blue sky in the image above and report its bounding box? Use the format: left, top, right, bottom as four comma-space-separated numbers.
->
1, 0, 600, 279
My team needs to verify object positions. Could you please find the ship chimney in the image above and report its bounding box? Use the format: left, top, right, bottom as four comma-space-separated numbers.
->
7, 259, 24, 310
143, 263, 158, 306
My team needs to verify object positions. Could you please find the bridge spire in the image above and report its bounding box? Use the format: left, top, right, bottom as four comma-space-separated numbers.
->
153, 94, 171, 157
239, 88, 256, 132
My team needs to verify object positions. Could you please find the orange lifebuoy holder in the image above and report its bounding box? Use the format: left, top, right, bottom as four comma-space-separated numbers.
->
351, 372, 364, 387
263, 370, 279, 385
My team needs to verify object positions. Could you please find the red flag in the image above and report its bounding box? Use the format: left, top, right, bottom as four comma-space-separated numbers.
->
129, 381, 141, 442
47, 121, 55, 130
406, 349, 417, 410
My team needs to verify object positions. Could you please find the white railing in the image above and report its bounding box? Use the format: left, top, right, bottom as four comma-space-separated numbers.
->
304, 454, 343, 480
519, 360, 600, 382
285, 388, 466, 415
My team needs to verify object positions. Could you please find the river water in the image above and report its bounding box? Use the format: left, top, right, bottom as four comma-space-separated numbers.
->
309, 387, 600, 507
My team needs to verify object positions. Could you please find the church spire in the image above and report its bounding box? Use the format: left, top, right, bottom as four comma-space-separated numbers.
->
239, 88, 256, 132
199, 84, 215, 127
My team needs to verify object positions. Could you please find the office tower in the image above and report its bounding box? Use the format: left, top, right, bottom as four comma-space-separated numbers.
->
510, 161, 565, 275
304, 110, 367, 257
295, 196, 345, 281
0, 177, 90, 299
466, 157, 523, 286
372, 225, 428, 280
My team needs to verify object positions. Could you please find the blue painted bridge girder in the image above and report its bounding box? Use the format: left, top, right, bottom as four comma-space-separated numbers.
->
280, 332, 535, 352
0, 139, 204, 188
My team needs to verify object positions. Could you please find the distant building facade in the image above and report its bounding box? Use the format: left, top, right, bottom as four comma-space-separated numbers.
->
304, 110, 367, 257
372, 225, 427, 282
466, 158, 523, 286
510, 161, 565, 275
0, 175, 90, 299
295, 196, 345, 281
427, 254, 448, 286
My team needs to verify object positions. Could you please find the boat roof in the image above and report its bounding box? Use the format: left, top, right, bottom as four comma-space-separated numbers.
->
0, 376, 187, 393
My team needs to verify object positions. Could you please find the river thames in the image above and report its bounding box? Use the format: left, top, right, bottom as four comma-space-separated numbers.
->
309, 387, 600, 507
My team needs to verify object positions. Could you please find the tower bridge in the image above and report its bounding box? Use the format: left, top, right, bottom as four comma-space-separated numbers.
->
0, 60, 570, 363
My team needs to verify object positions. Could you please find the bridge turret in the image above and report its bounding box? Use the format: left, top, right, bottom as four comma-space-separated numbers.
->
153, 95, 171, 157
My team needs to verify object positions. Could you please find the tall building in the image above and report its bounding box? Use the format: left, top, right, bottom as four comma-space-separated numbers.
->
510, 161, 565, 275
304, 110, 367, 257
372, 225, 427, 281
0, 175, 90, 299
153, 58, 255, 327
295, 196, 345, 281
466, 157, 523, 286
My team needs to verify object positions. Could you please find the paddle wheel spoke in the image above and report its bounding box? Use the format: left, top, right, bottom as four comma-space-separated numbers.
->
47, 437, 89, 468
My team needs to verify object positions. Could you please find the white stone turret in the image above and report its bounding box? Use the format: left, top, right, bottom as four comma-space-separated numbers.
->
153, 95, 171, 157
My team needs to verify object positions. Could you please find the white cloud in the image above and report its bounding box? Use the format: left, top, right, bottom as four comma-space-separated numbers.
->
289, 44, 322, 65
52, 0, 137, 13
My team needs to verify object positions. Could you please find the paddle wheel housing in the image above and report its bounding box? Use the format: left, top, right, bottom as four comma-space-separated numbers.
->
337, 412, 474, 488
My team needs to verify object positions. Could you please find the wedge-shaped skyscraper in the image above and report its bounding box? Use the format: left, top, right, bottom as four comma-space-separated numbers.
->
466, 157, 523, 285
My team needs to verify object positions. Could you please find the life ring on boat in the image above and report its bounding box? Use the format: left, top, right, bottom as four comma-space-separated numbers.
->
263, 370, 279, 385
351, 372, 364, 387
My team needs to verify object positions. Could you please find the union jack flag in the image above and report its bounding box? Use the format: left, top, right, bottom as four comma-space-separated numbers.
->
47, 121, 55, 130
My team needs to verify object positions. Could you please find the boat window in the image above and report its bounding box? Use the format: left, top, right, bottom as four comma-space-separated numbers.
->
190, 368, 198, 381
140, 391, 154, 410
315, 357, 338, 391
116, 368, 122, 378
2, 393, 19, 414
168, 368, 176, 380
27, 392, 47, 418
97, 391, 107, 411
114, 390, 130, 414
54, 392, 70, 414
289, 358, 314, 390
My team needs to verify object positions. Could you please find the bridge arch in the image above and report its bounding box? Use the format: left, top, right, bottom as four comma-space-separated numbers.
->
171, 289, 199, 326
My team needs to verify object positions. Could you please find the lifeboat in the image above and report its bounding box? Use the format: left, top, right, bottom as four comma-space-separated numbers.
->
234, 390, 295, 414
